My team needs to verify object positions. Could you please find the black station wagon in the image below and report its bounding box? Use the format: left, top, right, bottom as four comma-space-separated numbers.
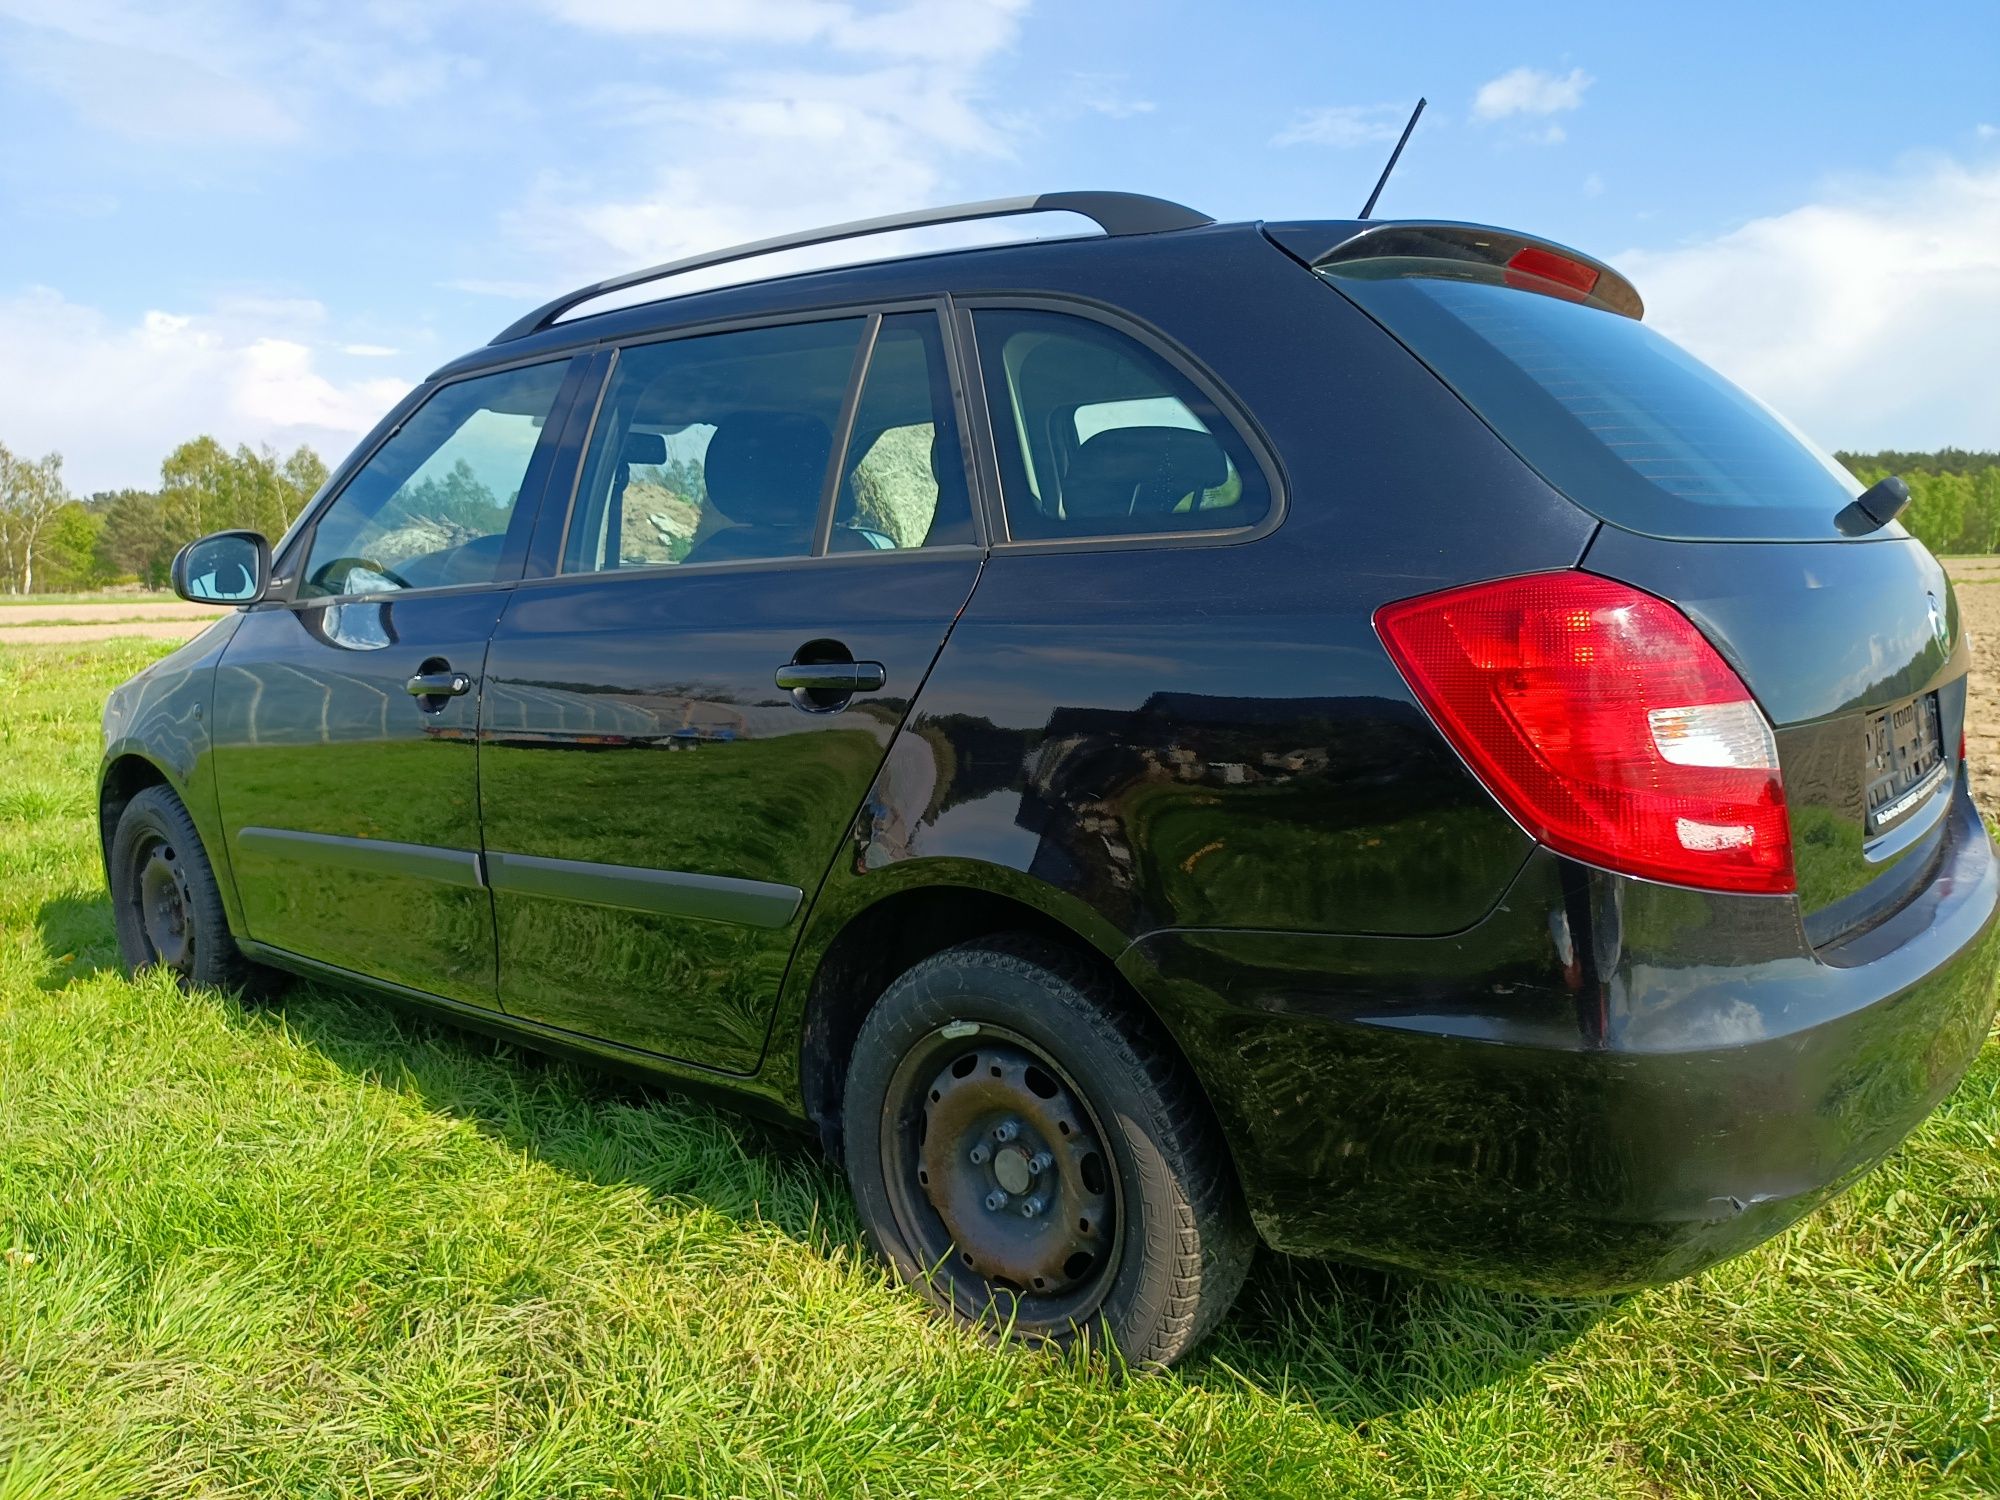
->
102, 192, 1999, 1367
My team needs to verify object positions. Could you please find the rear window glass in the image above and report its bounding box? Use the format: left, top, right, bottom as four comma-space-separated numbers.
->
1322, 271, 1865, 542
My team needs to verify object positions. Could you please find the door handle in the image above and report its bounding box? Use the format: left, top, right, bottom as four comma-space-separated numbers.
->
406, 668, 473, 698
774, 662, 886, 694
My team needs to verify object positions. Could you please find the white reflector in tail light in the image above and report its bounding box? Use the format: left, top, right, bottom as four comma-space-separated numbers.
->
1376, 571, 1795, 895
1646, 702, 1779, 769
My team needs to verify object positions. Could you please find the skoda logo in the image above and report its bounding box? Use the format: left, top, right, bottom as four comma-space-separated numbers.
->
1928, 591, 1948, 648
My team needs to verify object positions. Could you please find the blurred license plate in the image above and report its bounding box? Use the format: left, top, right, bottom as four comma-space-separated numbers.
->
1864, 692, 1944, 831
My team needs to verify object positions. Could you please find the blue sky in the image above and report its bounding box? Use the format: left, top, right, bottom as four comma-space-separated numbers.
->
1, 0, 1996, 493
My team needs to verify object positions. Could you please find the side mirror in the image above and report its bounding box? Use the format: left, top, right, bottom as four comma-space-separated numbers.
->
171, 530, 272, 605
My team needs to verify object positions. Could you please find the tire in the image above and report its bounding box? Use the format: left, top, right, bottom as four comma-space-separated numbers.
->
108, 785, 255, 993
842, 934, 1254, 1369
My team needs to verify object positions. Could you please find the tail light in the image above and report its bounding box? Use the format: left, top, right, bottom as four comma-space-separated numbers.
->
1504, 244, 1601, 303
1376, 571, 1794, 895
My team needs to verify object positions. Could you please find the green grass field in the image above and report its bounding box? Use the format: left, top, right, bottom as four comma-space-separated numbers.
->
2, 637, 1997, 1498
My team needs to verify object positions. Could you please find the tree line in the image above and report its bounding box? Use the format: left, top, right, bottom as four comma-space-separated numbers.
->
3, 439, 1999, 594
0, 438, 328, 593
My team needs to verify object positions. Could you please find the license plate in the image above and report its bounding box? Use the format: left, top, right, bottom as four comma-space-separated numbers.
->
1864, 692, 1945, 831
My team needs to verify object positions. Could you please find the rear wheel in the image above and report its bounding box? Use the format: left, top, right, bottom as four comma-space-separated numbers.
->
842, 935, 1253, 1368
109, 785, 254, 992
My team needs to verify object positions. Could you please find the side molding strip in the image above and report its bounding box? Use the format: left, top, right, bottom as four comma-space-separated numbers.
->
484, 850, 803, 929
235, 826, 485, 888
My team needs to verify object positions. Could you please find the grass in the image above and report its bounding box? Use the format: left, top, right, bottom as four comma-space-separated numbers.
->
2, 637, 1998, 1498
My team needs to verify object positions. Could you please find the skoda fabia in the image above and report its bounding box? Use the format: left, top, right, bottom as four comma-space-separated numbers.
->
102, 193, 1998, 1367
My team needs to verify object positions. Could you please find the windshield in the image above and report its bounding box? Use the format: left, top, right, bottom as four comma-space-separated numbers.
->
1321, 268, 1869, 542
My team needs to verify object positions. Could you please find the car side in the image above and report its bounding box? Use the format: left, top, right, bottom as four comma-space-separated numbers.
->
102, 195, 2000, 1368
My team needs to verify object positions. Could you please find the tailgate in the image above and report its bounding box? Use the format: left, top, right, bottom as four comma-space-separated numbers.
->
1584, 526, 1969, 939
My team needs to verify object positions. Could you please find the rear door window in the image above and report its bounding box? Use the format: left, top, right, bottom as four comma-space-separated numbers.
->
830, 312, 977, 549
560, 317, 865, 572
970, 309, 1270, 542
1323, 270, 1864, 541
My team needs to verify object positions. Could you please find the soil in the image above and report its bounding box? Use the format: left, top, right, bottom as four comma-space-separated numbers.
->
0, 597, 220, 645
1946, 558, 2000, 811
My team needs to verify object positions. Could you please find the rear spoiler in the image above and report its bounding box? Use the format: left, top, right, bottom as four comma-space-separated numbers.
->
1262, 219, 1644, 321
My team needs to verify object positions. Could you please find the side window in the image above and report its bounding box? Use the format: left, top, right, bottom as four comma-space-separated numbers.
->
299, 360, 568, 598
829, 312, 976, 549
970, 309, 1270, 541
562, 318, 865, 572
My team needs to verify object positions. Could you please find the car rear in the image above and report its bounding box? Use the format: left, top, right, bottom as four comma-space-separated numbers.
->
1126, 222, 2000, 1289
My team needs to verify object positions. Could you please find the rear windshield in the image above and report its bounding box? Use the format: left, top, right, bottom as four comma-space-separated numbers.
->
1321, 268, 1867, 542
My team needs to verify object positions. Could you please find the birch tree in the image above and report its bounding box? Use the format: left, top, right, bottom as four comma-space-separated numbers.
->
0, 443, 70, 594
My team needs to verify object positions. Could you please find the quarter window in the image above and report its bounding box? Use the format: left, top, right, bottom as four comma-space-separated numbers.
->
299, 360, 568, 599
970, 309, 1269, 541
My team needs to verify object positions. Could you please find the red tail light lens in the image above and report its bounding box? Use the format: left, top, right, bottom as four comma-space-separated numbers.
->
1377, 572, 1794, 894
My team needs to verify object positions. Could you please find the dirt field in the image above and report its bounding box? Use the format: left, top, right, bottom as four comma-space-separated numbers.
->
1947, 557, 2000, 810
0, 596, 219, 644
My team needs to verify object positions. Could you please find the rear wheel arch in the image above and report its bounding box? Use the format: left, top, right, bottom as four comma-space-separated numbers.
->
790, 876, 1234, 1177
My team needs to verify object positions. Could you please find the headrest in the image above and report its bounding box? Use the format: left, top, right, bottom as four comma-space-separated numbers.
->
1063, 427, 1229, 520
621, 430, 668, 466
703, 413, 833, 528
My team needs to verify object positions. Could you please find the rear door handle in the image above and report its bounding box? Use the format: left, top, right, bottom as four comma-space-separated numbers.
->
406, 669, 473, 697
774, 661, 886, 694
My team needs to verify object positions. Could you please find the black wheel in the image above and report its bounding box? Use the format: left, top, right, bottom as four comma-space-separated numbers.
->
109, 785, 255, 992
842, 935, 1254, 1369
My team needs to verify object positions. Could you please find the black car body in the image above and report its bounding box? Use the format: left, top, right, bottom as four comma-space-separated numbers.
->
102, 193, 1999, 1363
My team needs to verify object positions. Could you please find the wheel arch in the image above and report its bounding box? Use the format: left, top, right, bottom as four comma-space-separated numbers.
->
779, 861, 1233, 1169
98, 742, 246, 936
98, 749, 178, 869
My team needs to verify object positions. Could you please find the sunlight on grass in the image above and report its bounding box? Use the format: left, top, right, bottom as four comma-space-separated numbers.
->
0, 637, 1996, 1497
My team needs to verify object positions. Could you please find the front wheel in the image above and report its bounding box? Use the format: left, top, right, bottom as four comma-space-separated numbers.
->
108, 785, 254, 992
842, 936, 1254, 1369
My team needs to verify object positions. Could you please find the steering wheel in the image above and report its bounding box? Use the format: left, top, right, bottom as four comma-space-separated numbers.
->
310, 556, 412, 594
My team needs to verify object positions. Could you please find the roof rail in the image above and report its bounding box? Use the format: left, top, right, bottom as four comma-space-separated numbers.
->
488, 190, 1215, 345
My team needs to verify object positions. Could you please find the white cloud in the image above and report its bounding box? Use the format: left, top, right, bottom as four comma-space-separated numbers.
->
0, 22, 301, 143
1978, 122, 1998, 140
0, 290, 412, 492
0, 0, 479, 144
1073, 73, 1153, 120
443, 277, 552, 301
542, 0, 848, 43
502, 2, 1033, 292
339, 343, 400, 357
1618, 157, 2000, 451
1583, 171, 1605, 197
1473, 65, 1592, 123
540, 0, 1026, 63
1272, 104, 1406, 149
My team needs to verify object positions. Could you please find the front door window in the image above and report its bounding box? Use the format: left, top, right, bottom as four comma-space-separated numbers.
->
299, 360, 569, 598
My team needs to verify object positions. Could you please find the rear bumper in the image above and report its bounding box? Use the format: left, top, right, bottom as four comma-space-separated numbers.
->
1119, 777, 2000, 1293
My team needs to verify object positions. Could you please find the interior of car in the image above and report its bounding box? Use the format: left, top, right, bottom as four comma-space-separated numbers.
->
975, 310, 1261, 539
297, 307, 1269, 600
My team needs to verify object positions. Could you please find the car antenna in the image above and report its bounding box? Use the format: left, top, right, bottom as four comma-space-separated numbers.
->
1358, 97, 1427, 220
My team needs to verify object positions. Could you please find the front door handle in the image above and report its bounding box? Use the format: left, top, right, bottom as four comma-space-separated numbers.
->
774, 661, 886, 694
406, 669, 473, 698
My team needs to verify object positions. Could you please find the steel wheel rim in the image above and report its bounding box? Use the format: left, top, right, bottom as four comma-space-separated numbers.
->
132, 834, 195, 975
880, 1022, 1122, 1332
